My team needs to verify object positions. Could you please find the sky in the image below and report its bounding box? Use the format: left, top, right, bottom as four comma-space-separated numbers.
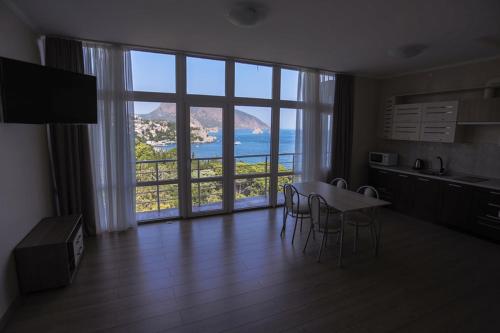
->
131, 50, 299, 129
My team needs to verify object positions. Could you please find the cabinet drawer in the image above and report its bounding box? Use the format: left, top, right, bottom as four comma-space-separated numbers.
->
422, 101, 458, 122
394, 104, 422, 123
419, 122, 456, 143
392, 122, 421, 141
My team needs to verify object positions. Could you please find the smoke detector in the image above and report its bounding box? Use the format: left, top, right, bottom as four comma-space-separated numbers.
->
227, 2, 268, 27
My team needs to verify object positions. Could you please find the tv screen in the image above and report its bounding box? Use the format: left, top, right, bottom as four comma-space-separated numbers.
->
0, 57, 97, 124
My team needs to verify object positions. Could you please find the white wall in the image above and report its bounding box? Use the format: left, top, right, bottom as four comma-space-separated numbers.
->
0, 2, 53, 320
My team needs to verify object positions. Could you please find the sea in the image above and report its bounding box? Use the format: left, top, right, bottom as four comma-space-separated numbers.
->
160, 128, 297, 165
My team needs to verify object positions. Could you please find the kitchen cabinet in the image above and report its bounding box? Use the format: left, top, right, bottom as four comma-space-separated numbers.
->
458, 98, 500, 123
369, 166, 500, 242
413, 177, 441, 222
393, 104, 422, 123
385, 100, 459, 142
471, 188, 500, 241
392, 173, 415, 213
369, 168, 395, 202
419, 122, 456, 143
439, 182, 472, 230
392, 123, 421, 141
422, 101, 458, 122
370, 169, 414, 213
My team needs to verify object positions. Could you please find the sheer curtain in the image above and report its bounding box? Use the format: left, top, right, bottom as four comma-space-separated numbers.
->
83, 43, 136, 233
294, 70, 334, 182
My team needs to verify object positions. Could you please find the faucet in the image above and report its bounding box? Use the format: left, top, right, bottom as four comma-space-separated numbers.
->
436, 156, 445, 175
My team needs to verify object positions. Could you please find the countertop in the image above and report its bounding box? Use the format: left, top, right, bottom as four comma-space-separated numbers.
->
370, 165, 500, 191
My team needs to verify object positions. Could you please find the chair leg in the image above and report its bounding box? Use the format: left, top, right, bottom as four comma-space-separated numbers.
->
317, 232, 327, 262
375, 218, 381, 256
292, 215, 299, 245
353, 223, 359, 254
303, 226, 313, 253
280, 209, 288, 237
300, 215, 303, 232
338, 213, 345, 267
370, 222, 377, 253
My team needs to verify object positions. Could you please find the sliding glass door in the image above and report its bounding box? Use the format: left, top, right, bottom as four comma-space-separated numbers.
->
129, 49, 333, 222
188, 105, 225, 214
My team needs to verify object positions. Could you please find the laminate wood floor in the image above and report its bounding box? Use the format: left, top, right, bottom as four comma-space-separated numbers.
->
4, 208, 500, 333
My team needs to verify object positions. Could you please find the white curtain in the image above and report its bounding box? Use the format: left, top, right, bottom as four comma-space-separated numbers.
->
83, 43, 136, 233
294, 70, 334, 182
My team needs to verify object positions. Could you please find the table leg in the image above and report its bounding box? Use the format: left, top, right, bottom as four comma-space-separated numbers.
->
375, 208, 381, 256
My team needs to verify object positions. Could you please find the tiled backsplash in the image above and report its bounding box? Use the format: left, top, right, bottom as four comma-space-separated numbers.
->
377, 140, 500, 179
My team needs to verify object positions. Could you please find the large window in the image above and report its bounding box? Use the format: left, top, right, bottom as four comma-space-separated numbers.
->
186, 57, 225, 96
130, 50, 334, 222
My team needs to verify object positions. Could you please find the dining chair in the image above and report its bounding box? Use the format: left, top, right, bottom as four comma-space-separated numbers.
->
304, 193, 344, 263
346, 185, 380, 254
281, 184, 310, 244
329, 178, 348, 190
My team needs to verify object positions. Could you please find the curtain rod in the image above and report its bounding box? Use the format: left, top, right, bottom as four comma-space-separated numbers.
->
46, 34, 343, 75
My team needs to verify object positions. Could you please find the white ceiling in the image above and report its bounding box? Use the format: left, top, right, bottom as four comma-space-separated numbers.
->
9, 0, 500, 76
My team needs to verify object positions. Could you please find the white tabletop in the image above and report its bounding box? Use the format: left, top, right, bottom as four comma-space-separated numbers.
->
292, 181, 391, 213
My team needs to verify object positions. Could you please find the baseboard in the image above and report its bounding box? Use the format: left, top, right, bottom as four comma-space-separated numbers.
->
0, 297, 20, 332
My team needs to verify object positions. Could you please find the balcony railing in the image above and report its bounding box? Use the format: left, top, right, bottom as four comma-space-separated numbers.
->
135, 153, 298, 220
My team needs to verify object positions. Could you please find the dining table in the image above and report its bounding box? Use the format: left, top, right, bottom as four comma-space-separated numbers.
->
292, 181, 391, 266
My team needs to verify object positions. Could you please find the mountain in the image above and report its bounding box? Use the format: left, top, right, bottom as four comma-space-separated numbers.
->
138, 103, 270, 129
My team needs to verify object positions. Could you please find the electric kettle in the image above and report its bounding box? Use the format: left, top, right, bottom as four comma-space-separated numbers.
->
413, 159, 424, 170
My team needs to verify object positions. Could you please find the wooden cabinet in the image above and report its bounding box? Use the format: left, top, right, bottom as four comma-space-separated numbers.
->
392, 173, 415, 213
471, 189, 500, 241
370, 166, 500, 243
369, 168, 395, 202
392, 122, 421, 141
393, 104, 422, 123
14, 215, 83, 293
371, 170, 414, 213
381, 97, 395, 139
419, 122, 456, 143
413, 177, 441, 222
422, 101, 458, 122
458, 98, 500, 123
387, 100, 458, 142
439, 182, 472, 230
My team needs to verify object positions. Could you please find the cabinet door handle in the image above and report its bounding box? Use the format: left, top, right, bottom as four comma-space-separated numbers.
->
448, 183, 462, 188
417, 178, 430, 182
491, 191, 500, 196
485, 214, 500, 221
488, 203, 500, 209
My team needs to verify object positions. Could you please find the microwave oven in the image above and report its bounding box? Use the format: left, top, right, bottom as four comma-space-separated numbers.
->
369, 152, 398, 166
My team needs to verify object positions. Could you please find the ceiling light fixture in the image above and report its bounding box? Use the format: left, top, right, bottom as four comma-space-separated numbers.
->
227, 2, 268, 27
387, 44, 428, 59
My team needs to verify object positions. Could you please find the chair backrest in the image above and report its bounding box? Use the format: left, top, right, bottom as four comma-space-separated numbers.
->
356, 185, 379, 199
283, 184, 299, 211
330, 178, 348, 190
308, 193, 340, 231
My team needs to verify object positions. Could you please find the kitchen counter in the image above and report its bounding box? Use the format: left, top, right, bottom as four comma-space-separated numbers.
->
370, 165, 500, 191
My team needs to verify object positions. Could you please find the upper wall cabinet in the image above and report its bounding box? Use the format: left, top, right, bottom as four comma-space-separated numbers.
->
386, 101, 458, 143
458, 98, 500, 123
422, 101, 458, 122
394, 103, 422, 123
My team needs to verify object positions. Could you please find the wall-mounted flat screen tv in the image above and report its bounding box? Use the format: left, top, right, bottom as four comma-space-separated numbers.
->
0, 57, 97, 124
